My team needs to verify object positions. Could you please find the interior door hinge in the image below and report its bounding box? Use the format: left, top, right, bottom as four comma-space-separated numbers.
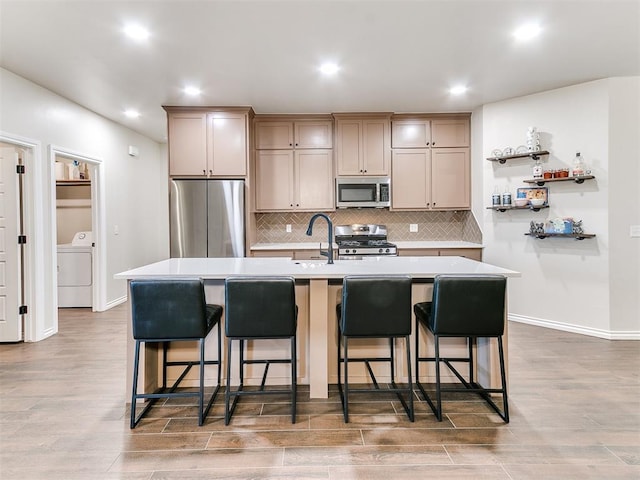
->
16, 165, 25, 174
19, 305, 28, 315
18, 235, 27, 244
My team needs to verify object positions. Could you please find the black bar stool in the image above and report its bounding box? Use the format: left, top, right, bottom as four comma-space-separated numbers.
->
414, 274, 509, 422
224, 276, 298, 425
336, 275, 414, 423
129, 278, 222, 428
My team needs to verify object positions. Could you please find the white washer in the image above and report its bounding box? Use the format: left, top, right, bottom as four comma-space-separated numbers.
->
57, 231, 93, 308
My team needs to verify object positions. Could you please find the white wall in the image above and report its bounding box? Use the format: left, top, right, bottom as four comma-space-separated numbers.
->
608, 77, 640, 333
0, 68, 169, 318
479, 78, 640, 339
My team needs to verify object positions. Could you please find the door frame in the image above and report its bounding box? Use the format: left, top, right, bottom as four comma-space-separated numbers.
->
49, 145, 105, 316
0, 132, 41, 342
0, 134, 106, 342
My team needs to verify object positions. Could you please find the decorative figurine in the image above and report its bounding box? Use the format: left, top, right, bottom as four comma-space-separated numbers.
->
526, 126, 541, 152
572, 220, 584, 235
530, 221, 545, 235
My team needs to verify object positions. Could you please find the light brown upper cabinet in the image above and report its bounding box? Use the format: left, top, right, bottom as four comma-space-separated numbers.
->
165, 107, 251, 177
255, 149, 334, 211
253, 115, 334, 212
255, 120, 332, 150
392, 117, 469, 148
391, 115, 470, 210
391, 148, 470, 210
334, 114, 391, 176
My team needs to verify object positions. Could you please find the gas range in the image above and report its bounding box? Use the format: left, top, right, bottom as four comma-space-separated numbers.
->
335, 224, 397, 258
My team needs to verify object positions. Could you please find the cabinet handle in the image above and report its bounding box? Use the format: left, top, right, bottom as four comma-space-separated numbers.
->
289, 143, 293, 146
295, 143, 298, 146
364, 169, 367, 173
432, 142, 436, 146
426, 142, 430, 146
209, 169, 213, 175
296, 203, 299, 207
203, 169, 206, 175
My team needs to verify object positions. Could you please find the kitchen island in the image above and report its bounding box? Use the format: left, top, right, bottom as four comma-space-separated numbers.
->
115, 256, 519, 399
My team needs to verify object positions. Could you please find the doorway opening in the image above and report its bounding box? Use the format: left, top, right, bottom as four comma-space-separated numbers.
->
48, 146, 104, 325
54, 155, 94, 309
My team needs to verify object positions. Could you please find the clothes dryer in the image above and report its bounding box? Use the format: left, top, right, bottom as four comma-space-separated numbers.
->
57, 231, 93, 307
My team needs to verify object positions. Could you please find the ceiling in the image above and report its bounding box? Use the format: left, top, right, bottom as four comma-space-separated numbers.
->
1, 0, 639, 143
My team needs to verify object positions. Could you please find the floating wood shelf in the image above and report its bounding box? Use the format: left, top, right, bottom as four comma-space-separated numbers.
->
486, 205, 549, 212
486, 150, 549, 164
56, 180, 91, 186
524, 233, 596, 240
522, 175, 595, 186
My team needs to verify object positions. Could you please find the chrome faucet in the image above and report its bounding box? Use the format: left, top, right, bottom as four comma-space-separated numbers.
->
305, 213, 334, 264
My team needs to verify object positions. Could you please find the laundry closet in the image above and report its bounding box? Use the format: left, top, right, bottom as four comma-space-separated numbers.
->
55, 157, 93, 308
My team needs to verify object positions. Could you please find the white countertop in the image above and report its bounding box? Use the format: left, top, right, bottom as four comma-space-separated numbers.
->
250, 241, 482, 251
115, 256, 519, 280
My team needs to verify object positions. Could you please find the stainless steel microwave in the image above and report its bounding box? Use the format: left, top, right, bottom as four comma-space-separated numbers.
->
335, 177, 391, 208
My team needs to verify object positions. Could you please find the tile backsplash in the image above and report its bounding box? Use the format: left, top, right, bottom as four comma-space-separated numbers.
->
255, 210, 482, 244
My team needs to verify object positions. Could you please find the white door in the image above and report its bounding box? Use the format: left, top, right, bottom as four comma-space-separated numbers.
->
0, 147, 23, 342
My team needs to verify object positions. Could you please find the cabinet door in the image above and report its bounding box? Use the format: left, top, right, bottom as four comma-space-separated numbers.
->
295, 121, 333, 149
431, 119, 469, 148
335, 119, 362, 175
207, 112, 247, 176
251, 250, 294, 258
255, 122, 294, 149
295, 150, 334, 210
391, 120, 431, 148
168, 113, 207, 176
431, 148, 470, 209
439, 248, 482, 261
391, 149, 430, 209
397, 248, 439, 257
255, 150, 294, 210
362, 119, 390, 175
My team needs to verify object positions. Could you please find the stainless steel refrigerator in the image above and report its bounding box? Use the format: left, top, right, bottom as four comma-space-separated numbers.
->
170, 179, 245, 258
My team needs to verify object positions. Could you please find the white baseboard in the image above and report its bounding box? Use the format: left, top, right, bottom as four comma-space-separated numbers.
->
508, 314, 640, 340
105, 295, 127, 311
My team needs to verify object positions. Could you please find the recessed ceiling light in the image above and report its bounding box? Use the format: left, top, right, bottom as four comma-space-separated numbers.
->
123, 23, 150, 41
124, 109, 140, 119
513, 23, 542, 41
450, 85, 468, 95
183, 86, 201, 96
319, 62, 339, 75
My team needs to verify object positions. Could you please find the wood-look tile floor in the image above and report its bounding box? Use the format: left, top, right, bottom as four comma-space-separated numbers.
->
1, 304, 639, 479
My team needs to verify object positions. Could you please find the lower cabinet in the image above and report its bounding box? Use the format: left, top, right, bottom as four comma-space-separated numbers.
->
251, 249, 329, 260
398, 248, 482, 261
255, 150, 333, 211
251, 250, 294, 258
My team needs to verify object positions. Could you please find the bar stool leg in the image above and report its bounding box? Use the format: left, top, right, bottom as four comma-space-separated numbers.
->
224, 338, 233, 426
434, 336, 443, 421
291, 335, 297, 423
405, 335, 415, 422
389, 338, 395, 384
130, 340, 141, 429
198, 338, 205, 426
498, 337, 509, 422
343, 338, 350, 423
